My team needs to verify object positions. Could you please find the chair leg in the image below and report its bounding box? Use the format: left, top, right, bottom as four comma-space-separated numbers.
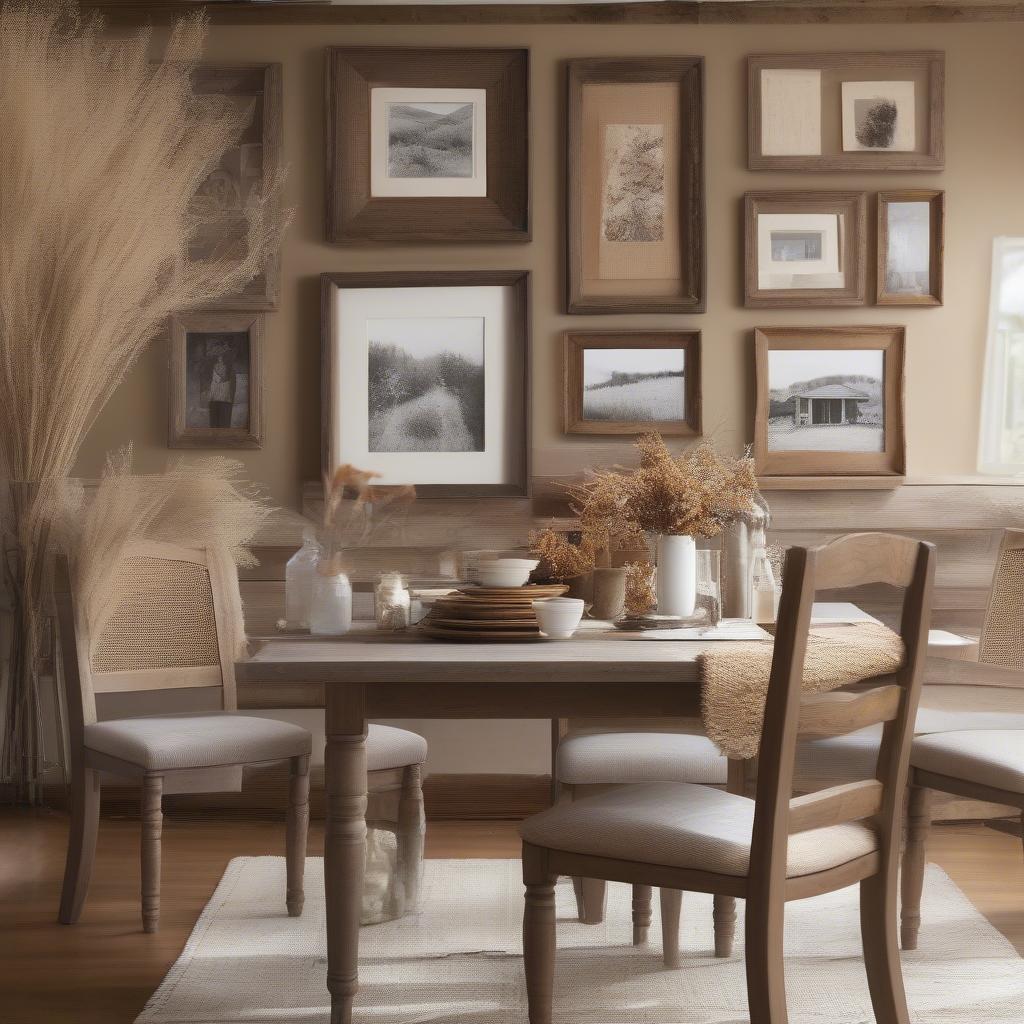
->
632, 884, 653, 945
141, 775, 163, 934
713, 893, 738, 958
573, 877, 607, 924
861, 872, 911, 1024
58, 765, 101, 924
900, 784, 930, 951
522, 843, 558, 1024
745, 891, 788, 1024
286, 754, 311, 917
396, 763, 426, 912
660, 888, 683, 968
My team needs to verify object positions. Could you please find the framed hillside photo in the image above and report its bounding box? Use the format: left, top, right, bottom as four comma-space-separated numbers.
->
877, 190, 944, 306
754, 326, 906, 488
563, 331, 701, 436
325, 48, 529, 243
321, 271, 530, 498
566, 57, 706, 315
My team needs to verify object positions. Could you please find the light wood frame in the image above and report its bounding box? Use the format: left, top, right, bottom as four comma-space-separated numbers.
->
169, 310, 264, 450
566, 57, 706, 315
325, 47, 529, 243
562, 330, 701, 436
876, 190, 945, 306
748, 51, 945, 172
744, 191, 867, 308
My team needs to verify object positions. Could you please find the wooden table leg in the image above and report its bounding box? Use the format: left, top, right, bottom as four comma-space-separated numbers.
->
325, 686, 368, 1024
714, 756, 754, 958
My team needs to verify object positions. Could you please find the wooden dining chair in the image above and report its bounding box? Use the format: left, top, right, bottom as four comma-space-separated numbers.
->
519, 533, 935, 1024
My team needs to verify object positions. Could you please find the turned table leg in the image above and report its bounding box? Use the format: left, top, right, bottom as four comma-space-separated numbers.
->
715, 756, 752, 958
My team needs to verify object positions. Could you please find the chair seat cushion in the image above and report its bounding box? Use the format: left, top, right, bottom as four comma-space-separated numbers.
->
520, 782, 877, 878
366, 725, 428, 772
912, 730, 1024, 794
556, 732, 727, 786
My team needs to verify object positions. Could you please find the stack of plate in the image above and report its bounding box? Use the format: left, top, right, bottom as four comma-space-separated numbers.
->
418, 584, 569, 641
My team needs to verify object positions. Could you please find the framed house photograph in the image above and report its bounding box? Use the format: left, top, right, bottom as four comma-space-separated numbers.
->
190, 64, 282, 310
566, 57, 706, 315
169, 311, 264, 449
748, 51, 944, 172
877, 190, 944, 306
563, 331, 701, 436
322, 271, 530, 497
753, 325, 906, 487
744, 191, 867, 307
325, 48, 529, 243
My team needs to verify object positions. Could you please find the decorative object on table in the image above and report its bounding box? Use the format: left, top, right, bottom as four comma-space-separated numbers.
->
325, 48, 529, 243
753, 325, 907, 487
418, 584, 568, 641
720, 494, 771, 619
0, 6, 288, 802
590, 566, 627, 621
695, 549, 722, 627
375, 572, 411, 632
563, 330, 702, 436
477, 558, 540, 589
877, 190, 944, 306
322, 271, 530, 498
284, 530, 321, 629
623, 560, 657, 616
750, 544, 779, 624
566, 57, 705, 315
310, 572, 353, 636
747, 51, 945, 171
656, 534, 697, 617
169, 310, 264, 448
744, 191, 867, 308
612, 608, 708, 631
532, 597, 586, 639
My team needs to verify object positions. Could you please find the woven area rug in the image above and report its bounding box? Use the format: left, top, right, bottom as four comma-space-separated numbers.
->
138, 858, 1024, 1024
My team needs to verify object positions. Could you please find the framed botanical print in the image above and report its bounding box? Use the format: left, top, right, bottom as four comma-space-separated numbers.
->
744, 191, 867, 307
566, 57, 706, 315
325, 48, 529, 243
748, 52, 944, 172
877, 190, 944, 306
563, 331, 701, 436
321, 271, 530, 497
753, 325, 906, 487
169, 311, 264, 449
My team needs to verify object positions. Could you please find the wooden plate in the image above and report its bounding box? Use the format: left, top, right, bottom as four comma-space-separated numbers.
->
419, 624, 545, 642
430, 602, 537, 620
430, 617, 541, 630
456, 585, 568, 600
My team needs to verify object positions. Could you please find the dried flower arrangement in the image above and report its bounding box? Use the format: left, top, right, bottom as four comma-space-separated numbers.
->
527, 528, 598, 582
624, 560, 657, 616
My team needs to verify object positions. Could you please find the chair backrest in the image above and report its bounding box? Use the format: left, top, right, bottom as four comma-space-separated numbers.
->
979, 528, 1024, 671
749, 532, 935, 893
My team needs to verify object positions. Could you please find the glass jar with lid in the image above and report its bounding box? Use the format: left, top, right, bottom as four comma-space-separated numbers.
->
375, 571, 411, 631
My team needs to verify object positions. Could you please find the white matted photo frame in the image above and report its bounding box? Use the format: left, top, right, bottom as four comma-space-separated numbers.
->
321, 271, 530, 498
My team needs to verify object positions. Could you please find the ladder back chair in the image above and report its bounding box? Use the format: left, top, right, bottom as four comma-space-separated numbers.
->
519, 533, 935, 1024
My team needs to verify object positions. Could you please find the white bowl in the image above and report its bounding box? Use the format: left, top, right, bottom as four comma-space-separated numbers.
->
478, 558, 540, 588
532, 597, 585, 639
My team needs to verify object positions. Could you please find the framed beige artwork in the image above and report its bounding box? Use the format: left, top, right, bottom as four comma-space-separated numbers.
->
877, 190, 944, 306
566, 57, 705, 315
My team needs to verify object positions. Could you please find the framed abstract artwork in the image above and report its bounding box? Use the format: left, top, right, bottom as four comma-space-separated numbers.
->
325, 48, 529, 243
748, 52, 944, 172
877, 190, 944, 306
169, 311, 264, 449
563, 330, 701, 436
321, 271, 530, 497
744, 191, 867, 308
566, 57, 706, 315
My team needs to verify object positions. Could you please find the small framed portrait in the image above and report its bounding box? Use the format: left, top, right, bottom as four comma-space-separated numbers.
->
877, 190, 944, 306
563, 331, 701, 436
169, 311, 263, 449
754, 325, 906, 487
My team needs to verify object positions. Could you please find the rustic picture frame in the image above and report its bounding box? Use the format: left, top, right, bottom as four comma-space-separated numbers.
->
325, 47, 530, 243
877, 189, 945, 306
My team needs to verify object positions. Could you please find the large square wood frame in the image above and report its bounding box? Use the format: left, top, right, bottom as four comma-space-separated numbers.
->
876, 190, 945, 307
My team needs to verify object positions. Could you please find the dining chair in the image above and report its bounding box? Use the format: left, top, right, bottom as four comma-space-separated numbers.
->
519, 532, 934, 1024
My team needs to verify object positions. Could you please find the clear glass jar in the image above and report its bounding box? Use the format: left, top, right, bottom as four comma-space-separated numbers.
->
375, 572, 411, 632
309, 571, 352, 636
751, 547, 779, 624
284, 530, 320, 629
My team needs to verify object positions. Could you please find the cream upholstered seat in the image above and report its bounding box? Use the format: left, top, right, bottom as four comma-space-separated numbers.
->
367, 724, 429, 772
556, 732, 727, 786
911, 731, 1024, 793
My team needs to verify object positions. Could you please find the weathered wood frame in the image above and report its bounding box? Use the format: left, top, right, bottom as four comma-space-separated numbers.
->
876, 189, 945, 306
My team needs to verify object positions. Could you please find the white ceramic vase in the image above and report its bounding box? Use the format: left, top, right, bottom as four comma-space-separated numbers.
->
656, 533, 697, 617
309, 572, 353, 636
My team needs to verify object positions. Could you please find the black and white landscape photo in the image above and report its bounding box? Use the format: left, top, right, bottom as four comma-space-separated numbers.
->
185, 331, 250, 430
583, 347, 685, 422
770, 230, 825, 263
767, 348, 884, 453
601, 124, 665, 243
842, 81, 915, 152
367, 317, 485, 453
387, 101, 474, 179
885, 201, 931, 294
757, 213, 841, 290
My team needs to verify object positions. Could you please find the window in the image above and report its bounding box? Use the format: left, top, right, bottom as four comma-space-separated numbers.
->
979, 237, 1024, 475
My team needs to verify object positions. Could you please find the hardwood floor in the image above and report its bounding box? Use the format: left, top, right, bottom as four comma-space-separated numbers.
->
1, 808, 1021, 1024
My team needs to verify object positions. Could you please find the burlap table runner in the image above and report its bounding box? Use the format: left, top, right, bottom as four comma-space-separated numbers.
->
699, 622, 906, 760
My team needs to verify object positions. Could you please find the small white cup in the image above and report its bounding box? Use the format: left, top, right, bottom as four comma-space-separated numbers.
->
478, 557, 539, 589
532, 597, 585, 639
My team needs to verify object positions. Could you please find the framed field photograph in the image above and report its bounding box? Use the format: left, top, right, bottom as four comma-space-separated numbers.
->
753, 325, 906, 487
322, 271, 530, 497
748, 52, 944, 172
190, 64, 282, 310
744, 191, 867, 307
325, 48, 529, 243
877, 190, 944, 306
169, 311, 264, 449
563, 331, 701, 436
566, 57, 705, 315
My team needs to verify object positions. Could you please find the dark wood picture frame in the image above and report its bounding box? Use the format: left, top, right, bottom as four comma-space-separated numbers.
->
754, 325, 906, 489
169, 310, 264, 450
563, 330, 701, 436
566, 57, 706, 315
744, 191, 867, 308
748, 51, 945, 172
877, 190, 944, 306
325, 47, 529, 244
320, 270, 531, 498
